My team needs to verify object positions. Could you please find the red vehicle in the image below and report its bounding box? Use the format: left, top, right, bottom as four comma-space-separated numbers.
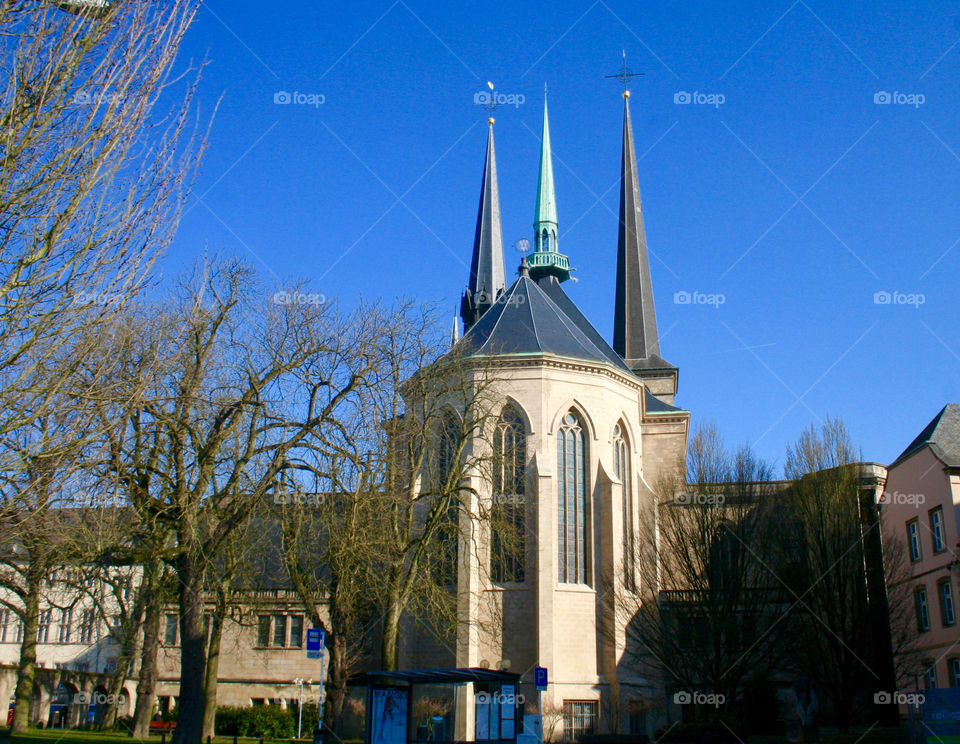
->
6, 703, 14, 726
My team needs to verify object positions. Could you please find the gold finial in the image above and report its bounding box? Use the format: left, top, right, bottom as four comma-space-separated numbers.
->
488, 117, 495, 125
623, 90, 630, 98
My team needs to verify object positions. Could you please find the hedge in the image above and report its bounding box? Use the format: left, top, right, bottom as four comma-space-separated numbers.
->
215, 706, 296, 738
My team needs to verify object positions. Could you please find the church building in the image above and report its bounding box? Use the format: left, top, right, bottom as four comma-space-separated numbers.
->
400, 91, 691, 740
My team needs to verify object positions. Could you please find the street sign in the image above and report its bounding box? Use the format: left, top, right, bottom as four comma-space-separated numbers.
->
307, 628, 325, 652
534, 667, 547, 691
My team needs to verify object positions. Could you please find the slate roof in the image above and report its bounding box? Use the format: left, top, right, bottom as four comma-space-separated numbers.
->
892, 404, 960, 469
458, 273, 631, 373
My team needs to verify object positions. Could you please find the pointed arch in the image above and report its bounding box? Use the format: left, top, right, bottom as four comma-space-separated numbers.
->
549, 399, 597, 441
501, 396, 533, 435
614, 420, 636, 591
557, 408, 590, 585
491, 405, 527, 583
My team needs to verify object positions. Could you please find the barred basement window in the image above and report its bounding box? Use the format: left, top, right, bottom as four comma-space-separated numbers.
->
557, 412, 588, 584
492, 408, 526, 583
562, 700, 598, 742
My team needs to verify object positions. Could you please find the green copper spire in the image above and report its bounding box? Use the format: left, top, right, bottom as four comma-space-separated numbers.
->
529, 88, 571, 282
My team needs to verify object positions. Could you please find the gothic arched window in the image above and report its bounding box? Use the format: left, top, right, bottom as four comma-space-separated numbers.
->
434, 416, 460, 586
614, 423, 635, 591
557, 411, 588, 584
542, 228, 550, 252
492, 408, 526, 583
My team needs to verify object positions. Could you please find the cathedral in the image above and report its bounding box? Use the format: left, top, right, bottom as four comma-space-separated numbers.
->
399, 91, 690, 739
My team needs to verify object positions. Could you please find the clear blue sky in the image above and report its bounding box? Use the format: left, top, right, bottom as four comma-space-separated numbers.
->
167, 0, 960, 475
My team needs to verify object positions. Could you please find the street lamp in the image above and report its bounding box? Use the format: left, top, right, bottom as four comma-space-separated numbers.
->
293, 678, 313, 739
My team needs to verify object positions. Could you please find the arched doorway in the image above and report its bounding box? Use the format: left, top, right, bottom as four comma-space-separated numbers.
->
48, 684, 72, 728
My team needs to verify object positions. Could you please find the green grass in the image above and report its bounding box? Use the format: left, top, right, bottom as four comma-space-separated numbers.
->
0, 730, 311, 744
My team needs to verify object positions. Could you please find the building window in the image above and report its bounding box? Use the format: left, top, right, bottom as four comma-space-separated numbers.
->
290, 616, 303, 648
37, 610, 51, 643
951, 659, 960, 688
492, 408, 526, 584
557, 412, 588, 584
58, 608, 72, 644
562, 700, 598, 742
0, 610, 8, 642
272, 614, 287, 647
163, 614, 178, 646
15, 619, 23, 643
931, 507, 946, 553
257, 615, 270, 647
251, 698, 265, 707
916, 587, 931, 632
433, 416, 460, 586
614, 423, 634, 591
79, 609, 95, 644
907, 520, 922, 562
925, 661, 938, 690
941, 581, 957, 626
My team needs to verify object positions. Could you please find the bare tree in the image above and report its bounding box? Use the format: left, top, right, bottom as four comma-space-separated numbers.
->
0, 0, 203, 437
619, 422, 784, 721
95, 257, 373, 744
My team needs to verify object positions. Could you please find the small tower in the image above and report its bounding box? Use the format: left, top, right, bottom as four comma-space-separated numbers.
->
612, 90, 678, 402
528, 91, 571, 283
460, 118, 507, 333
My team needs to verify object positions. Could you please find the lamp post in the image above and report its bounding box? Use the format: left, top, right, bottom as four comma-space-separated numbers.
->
293, 678, 313, 739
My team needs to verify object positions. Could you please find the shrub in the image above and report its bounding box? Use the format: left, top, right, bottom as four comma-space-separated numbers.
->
215, 705, 295, 738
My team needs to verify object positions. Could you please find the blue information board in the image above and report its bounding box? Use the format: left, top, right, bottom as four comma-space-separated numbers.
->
307, 628, 325, 652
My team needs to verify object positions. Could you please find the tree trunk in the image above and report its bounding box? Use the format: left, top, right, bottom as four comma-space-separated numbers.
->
132, 578, 162, 738
201, 592, 227, 741
323, 629, 348, 731
11, 569, 43, 733
381, 588, 403, 672
171, 553, 207, 744
102, 592, 145, 730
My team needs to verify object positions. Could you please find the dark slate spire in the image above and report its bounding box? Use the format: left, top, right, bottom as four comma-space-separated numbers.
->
460, 118, 506, 332
614, 92, 665, 362
612, 92, 678, 402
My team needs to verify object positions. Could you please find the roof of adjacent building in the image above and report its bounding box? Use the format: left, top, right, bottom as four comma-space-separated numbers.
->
891, 403, 960, 469
459, 271, 630, 373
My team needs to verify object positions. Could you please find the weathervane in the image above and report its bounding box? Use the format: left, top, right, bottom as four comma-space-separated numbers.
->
605, 50, 644, 94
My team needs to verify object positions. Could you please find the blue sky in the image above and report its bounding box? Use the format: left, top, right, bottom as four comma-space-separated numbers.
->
168, 0, 960, 474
